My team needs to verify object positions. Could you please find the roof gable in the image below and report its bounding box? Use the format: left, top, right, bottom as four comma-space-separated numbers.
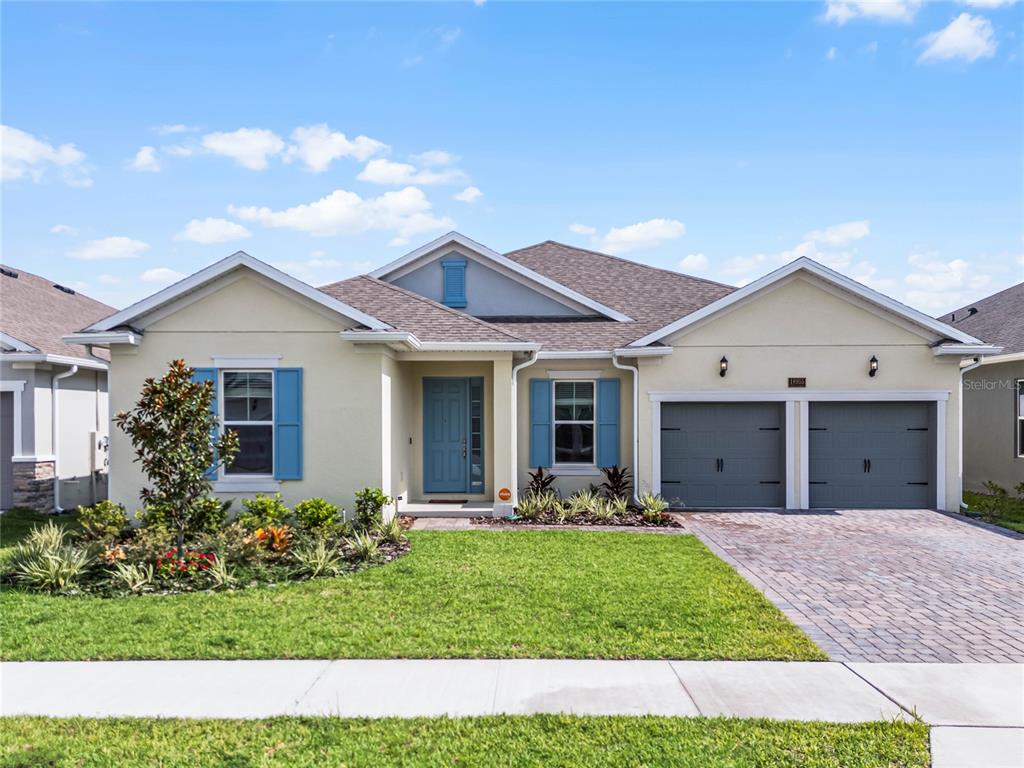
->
85, 251, 389, 333
369, 232, 633, 322
629, 257, 986, 348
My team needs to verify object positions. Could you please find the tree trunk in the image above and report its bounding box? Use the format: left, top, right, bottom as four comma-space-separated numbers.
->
176, 525, 186, 562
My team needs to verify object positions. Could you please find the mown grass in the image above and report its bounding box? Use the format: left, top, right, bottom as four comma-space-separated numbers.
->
0, 508, 80, 554
0, 716, 930, 768
964, 490, 1024, 534
0, 530, 824, 661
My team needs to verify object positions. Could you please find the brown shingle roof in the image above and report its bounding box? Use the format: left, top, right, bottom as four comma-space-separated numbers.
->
498, 241, 735, 350
319, 276, 528, 344
937, 281, 1024, 355
0, 265, 114, 361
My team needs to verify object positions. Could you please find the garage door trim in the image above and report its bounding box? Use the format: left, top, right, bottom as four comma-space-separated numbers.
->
650, 389, 948, 511
0, 380, 24, 458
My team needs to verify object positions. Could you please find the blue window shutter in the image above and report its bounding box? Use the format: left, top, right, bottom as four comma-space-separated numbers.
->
192, 368, 218, 480
274, 368, 303, 480
529, 379, 552, 468
442, 258, 467, 308
596, 378, 620, 468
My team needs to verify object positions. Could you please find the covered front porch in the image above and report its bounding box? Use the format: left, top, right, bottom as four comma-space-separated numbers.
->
380, 351, 521, 517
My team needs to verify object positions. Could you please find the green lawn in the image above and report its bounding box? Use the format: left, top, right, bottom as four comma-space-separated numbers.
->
0, 716, 930, 768
0, 508, 80, 554
0, 530, 824, 661
964, 490, 1024, 534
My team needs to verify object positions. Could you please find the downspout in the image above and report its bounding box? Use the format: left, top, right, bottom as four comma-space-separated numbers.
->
611, 352, 641, 505
509, 349, 540, 509
958, 357, 984, 512
51, 364, 79, 513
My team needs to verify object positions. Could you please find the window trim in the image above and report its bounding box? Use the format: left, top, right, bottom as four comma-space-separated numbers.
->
1017, 379, 1023, 459
552, 379, 597, 469
220, 368, 275, 479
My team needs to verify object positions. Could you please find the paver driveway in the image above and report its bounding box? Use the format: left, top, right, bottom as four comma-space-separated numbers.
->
683, 509, 1024, 663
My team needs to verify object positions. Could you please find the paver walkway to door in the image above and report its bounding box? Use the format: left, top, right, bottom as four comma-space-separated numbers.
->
684, 509, 1024, 663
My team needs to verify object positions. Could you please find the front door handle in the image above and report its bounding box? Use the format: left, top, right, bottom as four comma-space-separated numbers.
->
462, 439, 467, 459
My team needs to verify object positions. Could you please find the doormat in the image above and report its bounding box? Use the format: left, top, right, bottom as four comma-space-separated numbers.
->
428, 499, 468, 504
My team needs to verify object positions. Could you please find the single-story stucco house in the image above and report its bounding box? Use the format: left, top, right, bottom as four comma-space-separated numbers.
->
1, 265, 113, 512
66, 233, 1000, 517
938, 281, 1023, 494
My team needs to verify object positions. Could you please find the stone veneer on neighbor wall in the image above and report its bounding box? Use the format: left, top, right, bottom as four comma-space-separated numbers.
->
12, 460, 55, 512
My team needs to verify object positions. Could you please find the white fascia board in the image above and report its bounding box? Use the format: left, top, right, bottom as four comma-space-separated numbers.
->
974, 350, 1024, 366
342, 330, 421, 349
85, 251, 390, 332
932, 343, 1003, 357
613, 346, 673, 358
629, 257, 984, 348
63, 331, 140, 347
369, 231, 633, 323
1, 353, 108, 371
417, 341, 540, 352
537, 350, 611, 359
0, 332, 37, 352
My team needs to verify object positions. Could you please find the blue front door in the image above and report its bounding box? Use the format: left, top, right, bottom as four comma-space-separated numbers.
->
423, 378, 469, 493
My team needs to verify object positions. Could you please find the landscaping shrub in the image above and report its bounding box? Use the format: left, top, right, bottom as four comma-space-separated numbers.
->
516, 491, 554, 521
567, 489, 600, 517
238, 493, 291, 529
294, 497, 343, 534
77, 500, 129, 541
344, 531, 380, 562
291, 536, 344, 579
5, 522, 95, 594
526, 467, 557, 495
638, 491, 669, 522
598, 465, 632, 501
107, 560, 156, 594
374, 516, 406, 545
354, 487, 392, 530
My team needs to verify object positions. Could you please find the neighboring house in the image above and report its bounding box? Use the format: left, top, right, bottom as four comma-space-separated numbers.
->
1, 265, 113, 512
938, 282, 1023, 494
67, 233, 998, 517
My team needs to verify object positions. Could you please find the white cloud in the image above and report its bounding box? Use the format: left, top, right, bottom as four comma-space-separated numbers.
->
862, 41, 880, 54
822, 1, 921, 25
826, 47, 839, 61
1, 125, 92, 187
804, 219, 870, 246
597, 218, 686, 255
97, 274, 121, 285
284, 124, 388, 173
453, 186, 483, 203
569, 223, 597, 236
229, 186, 455, 239
919, 13, 997, 63
201, 128, 285, 170
474, 0, 486, 6
412, 149, 458, 166
155, 124, 197, 135
958, 0, 1017, 7
50, 224, 78, 236
68, 236, 150, 260
903, 251, 992, 311
357, 158, 468, 186
130, 146, 160, 172
175, 217, 252, 244
140, 267, 187, 284
163, 144, 195, 157
436, 26, 462, 47
679, 253, 709, 272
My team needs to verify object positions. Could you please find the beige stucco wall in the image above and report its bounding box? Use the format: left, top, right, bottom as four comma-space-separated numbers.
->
635, 275, 964, 511
515, 358, 634, 498
108, 272, 390, 516
962, 359, 1024, 493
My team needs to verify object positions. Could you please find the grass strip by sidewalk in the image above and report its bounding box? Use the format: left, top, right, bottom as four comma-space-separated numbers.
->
0, 716, 930, 768
1, 530, 824, 661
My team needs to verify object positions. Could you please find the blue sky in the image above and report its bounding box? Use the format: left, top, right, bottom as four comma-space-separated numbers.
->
3, 1, 1022, 314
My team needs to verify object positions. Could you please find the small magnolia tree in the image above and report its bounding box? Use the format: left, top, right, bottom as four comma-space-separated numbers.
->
115, 359, 240, 560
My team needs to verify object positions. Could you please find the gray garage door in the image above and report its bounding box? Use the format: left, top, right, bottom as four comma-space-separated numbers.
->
1, 392, 12, 510
809, 402, 935, 509
661, 402, 785, 508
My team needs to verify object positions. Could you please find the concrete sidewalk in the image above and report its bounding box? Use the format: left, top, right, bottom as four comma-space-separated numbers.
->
3, 660, 1021, 766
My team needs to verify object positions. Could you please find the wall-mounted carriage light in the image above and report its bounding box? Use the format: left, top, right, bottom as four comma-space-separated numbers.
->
869, 355, 879, 378
719, 356, 729, 378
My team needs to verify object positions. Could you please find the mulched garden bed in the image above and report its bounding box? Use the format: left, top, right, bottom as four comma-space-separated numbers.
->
471, 512, 681, 529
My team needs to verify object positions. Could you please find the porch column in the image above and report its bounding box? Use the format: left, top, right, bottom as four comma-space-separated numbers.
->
492, 356, 514, 515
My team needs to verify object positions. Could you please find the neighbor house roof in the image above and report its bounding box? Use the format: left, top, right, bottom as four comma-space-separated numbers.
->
938, 281, 1024, 356
0, 265, 114, 363
320, 276, 529, 344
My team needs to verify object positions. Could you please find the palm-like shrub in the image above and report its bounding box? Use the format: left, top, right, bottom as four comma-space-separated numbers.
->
6, 522, 94, 593
516, 490, 555, 521
638, 491, 669, 522
344, 531, 380, 562
568, 489, 600, 517
107, 560, 156, 594
598, 465, 633, 502
374, 516, 406, 544
526, 467, 558, 495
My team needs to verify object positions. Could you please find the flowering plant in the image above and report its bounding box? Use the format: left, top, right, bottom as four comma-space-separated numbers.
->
253, 526, 290, 553
155, 548, 215, 579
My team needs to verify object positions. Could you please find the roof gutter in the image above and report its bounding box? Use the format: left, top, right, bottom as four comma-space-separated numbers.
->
957, 357, 986, 513
63, 331, 140, 348
510, 349, 541, 507
932, 343, 1003, 357
4, 352, 108, 371
611, 351, 641, 505
341, 330, 539, 353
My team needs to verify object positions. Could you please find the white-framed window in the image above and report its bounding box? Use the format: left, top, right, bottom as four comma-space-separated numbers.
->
222, 370, 274, 476
553, 380, 595, 466
1017, 379, 1023, 459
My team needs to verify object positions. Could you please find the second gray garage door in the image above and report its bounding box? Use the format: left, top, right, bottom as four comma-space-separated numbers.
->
808, 402, 936, 509
660, 402, 785, 508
